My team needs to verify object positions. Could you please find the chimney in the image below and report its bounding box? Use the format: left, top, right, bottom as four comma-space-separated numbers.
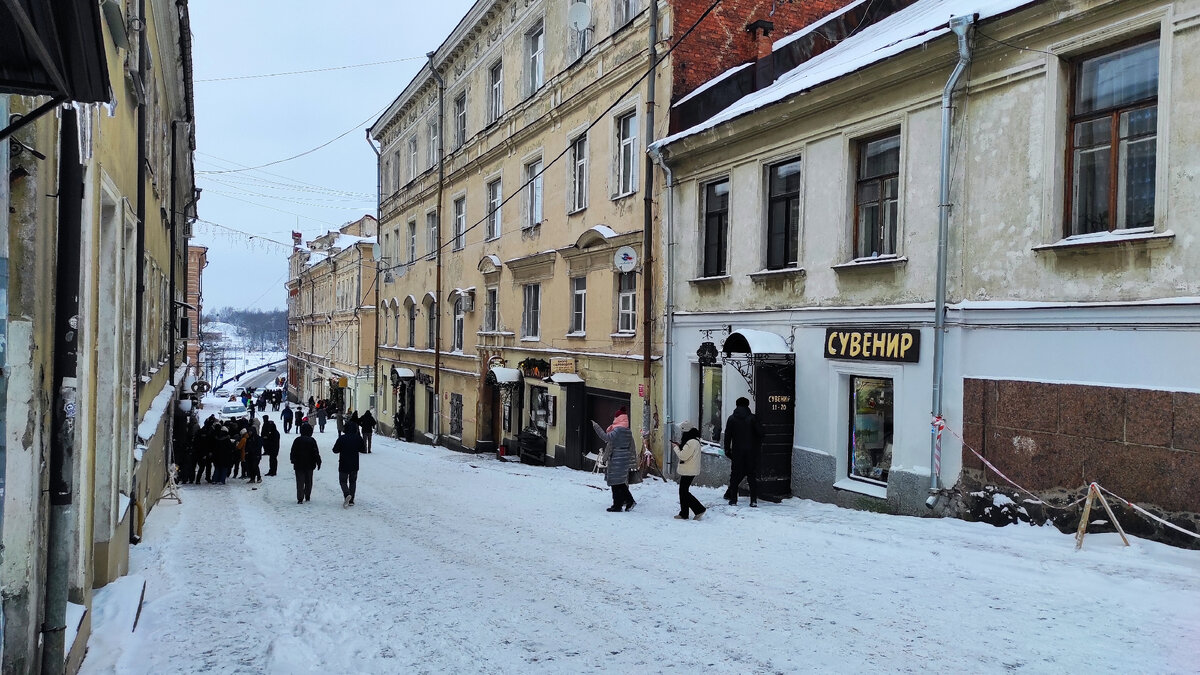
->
747, 19, 775, 87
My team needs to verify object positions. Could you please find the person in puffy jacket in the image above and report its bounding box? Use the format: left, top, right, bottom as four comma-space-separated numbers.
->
332, 421, 366, 507
592, 411, 636, 512
723, 397, 764, 507
289, 423, 321, 503
672, 421, 706, 520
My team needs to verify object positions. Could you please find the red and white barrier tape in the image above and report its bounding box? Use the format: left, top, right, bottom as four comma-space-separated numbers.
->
1096, 484, 1200, 541
942, 422, 1046, 505
931, 415, 945, 481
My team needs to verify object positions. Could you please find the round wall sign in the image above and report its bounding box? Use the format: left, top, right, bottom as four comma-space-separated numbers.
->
614, 246, 638, 273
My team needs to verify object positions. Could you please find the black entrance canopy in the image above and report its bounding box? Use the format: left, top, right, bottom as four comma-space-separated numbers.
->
0, 0, 111, 102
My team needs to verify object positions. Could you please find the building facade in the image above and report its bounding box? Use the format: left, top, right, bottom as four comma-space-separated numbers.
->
1, 0, 197, 670
286, 216, 378, 413
656, 0, 1200, 535
186, 245, 208, 377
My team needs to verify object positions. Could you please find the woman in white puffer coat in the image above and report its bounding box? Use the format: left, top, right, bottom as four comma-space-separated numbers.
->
672, 421, 706, 520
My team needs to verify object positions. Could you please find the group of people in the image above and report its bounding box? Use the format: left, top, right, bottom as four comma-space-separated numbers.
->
285, 398, 378, 451
591, 396, 764, 520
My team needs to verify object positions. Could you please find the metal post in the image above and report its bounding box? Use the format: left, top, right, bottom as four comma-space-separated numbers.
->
428, 53, 445, 441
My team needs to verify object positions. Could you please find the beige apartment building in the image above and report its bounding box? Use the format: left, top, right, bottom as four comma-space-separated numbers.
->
186, 245, 208, 377
286, 215, 378, 414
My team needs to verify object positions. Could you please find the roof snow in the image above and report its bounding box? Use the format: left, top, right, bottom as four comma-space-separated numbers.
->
656, 0, 1038, 149
672, 63, 754, 109
136, 385, 177, 442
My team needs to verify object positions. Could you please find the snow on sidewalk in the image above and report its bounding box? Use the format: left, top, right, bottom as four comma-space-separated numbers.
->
80, 432, 1200, 674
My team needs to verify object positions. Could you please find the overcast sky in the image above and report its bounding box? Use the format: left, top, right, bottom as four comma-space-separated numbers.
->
190, 0, 476, 313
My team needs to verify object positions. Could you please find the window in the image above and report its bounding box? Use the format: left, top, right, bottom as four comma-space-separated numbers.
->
426, 211, 438, 257
454, 92, 467, 149
382, 156, 392, 195
392, 306, 400, 346
427, 119, 439, 169
452, 298, 465, 352
426, 387, 436, 434
483, 287, 498, 331
522, 283, 540, 339
427, 301, 437, 348
569, 135, 588, 212
407, 304, 416, 347
453, 197, 466, 250
699, 365, 723, 444
392, 149, 402, 191
854, 133, 900, 259
568, 1, 592, 61
382, 306, 391, 344
486, 179, 502, 240
617, 272, 636, 333
449, 393, 463, 437
616, 112, 638, 196
1068, 39, 1158, 236
488, 61, 504, 124
407, 220, 417, 263
767, 158, 802, 269
570, 276, 586, 334
850, 376, 894, 485
703, 178, 729, 277
617, 0, 640, 26
408, 136, 418, 181
526, 22, 545, 95
525, 158, 543, 228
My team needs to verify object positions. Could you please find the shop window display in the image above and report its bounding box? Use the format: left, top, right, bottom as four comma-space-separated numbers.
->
849, 376, 893, 484
699, 365, 722, 444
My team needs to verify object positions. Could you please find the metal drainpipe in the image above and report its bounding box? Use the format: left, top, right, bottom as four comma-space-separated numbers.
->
0, 95, 9, 584
649, 146, 674, 478
640, 0, 658, 444
428, 53, 445, 442
134, 0, 147, 409
43, 104, 84, 675
929, 14, 975, 504
366, 131, 381, 416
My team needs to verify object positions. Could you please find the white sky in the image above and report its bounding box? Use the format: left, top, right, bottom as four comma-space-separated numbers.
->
189, 0, 477, 311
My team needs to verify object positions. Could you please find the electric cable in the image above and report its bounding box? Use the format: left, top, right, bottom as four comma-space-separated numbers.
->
196, 56, 428, 83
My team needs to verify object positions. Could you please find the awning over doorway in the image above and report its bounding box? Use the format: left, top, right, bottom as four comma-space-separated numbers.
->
392, 367, 415, 379
549, 373, 584, 384
722, 329, 791, 355
488, 367, 522, 384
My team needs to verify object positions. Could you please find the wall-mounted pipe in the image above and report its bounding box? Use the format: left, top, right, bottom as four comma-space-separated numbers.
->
648, 145, 674, 478
929, 13, 975, 504
428, 53, 445, 441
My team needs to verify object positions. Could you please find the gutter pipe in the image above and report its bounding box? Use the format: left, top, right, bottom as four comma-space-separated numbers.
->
648, 146, 674, 478
428, 53, 445, 442
929, 14, 974, 504
366, 131, 381, 419
0, 96, 10, 611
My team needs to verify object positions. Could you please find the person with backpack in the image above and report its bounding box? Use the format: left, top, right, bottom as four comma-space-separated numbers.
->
723, 397, 764, 507
289, 422, 321, 503
261, 415, 281, 476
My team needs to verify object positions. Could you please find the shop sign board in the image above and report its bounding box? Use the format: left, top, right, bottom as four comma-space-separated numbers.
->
824, 328, 919, 363
415, 371, 433, 386
550, 357, 576, 375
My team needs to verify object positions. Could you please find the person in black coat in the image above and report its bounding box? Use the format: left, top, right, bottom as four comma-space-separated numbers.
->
358, 410, 377, 453
332, 421, 366, 507
289, 423, 321, 503
723, 397, 764, 507
243, 426, 264, 484
212, 424, 233, 484
281, 404, 294, 434
261, 416, 281, 476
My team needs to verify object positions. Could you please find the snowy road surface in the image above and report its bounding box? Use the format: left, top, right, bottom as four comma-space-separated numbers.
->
80, 430, 1200, 674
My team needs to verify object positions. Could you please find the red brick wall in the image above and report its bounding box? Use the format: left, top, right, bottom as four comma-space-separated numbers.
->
962, 378, 1200, 514
669, 0, 856, 103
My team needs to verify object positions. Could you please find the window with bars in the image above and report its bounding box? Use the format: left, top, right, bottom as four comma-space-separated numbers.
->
453, 197, 466, 250
525, 158, 543, 228
615, 112, 638, 196
703, 178, 729, 277
617, 272, 636, 334
1067, 38, 1158, 236
569, 135, 588, 212
854, 133, 900, 259
488, 61, 503, 124
570, 276, 586, 334
766, 158, 801, 269
486, 179, 502, 240
522, 283, 540, 339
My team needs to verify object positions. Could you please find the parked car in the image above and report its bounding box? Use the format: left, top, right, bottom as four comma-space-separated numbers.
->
268, 365, 277, 372
217, 403, 249, 421
213, 387, 230, 398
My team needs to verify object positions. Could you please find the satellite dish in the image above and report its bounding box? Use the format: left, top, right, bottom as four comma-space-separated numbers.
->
568, 2, 591, 30
614, 246, 637, 273
372, 242, 382, 261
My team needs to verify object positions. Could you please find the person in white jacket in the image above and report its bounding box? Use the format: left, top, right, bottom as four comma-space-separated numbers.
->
672, 421, 706, 520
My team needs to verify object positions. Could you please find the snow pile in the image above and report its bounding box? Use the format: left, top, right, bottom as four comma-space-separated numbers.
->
136, 385, 176, 442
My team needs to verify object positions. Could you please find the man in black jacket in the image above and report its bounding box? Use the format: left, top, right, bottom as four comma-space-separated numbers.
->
261, 415, 281, 476
332, 421, 366, 507
289, 423, 321, 503
723, 397, 764, 507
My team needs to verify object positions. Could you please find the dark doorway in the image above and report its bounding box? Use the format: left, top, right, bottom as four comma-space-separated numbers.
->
585, 388, 631, 467
753, 360, 795, 500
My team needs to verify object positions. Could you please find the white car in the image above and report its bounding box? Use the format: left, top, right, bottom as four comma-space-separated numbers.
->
216, 403, 249, 421
268, 365, 277, 372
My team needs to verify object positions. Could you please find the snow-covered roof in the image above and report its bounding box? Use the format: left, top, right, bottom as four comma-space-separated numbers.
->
657, 0, 1038, 149
392, 367, 416, 378
330, 233, 375, 250
136, 385, 177, 442
673, 63, 753, 109
549, 373, 584, 384
722, 329, 791, 355
489, 367, 522, 383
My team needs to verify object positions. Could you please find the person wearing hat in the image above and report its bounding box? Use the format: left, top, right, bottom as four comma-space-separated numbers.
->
672, 421, 706, 520
289, 422, 322, 503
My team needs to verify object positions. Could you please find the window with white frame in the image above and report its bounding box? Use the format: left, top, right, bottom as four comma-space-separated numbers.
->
453, 197, 466, 250
407, 303, 416, 347
454, 92, 467, 149
488, 61, 503, 124
408, 136, 418, 181
449, 393, 463, 437
853, 134, 899, 259
382, 305, 391, 344
617, 272, 636, 333
426, 210, 438, 257
768, 157, 802, 268
484, 287, 498, 331
522, 283, 540, 339
525, 158, 543, 228
427, 119, 439, 169
392, 305, 400, 346
526, 21, 545, 95
486, 179, 502, 240
408, 219, 417, 263
452, 298, 465, 352
617, 0, 640, 26
427, 300, 437, 348
615, 112, 638, 196
570, 276, 586, 334
569, 134, 588, 212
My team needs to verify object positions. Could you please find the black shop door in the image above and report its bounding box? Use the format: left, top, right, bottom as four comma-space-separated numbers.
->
754, 361, 795, 500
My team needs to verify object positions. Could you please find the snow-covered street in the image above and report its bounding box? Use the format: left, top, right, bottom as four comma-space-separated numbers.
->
80, 427, 1200, 674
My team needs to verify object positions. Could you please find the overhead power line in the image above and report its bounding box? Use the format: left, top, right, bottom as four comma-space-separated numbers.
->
196, 56, 428, 83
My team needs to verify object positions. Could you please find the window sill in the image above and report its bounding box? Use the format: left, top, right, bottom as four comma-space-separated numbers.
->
477, 330, 515, 337
1032, 228, 1174, 254
521, 336, 540, 343
687, 274, 731, 286
831, 255, 907, 272
565, 331, 586, 339
833, 478, 887, 499
567, 207, 586, 216
611, 190, 637, 201
610, 332, 637, 340
749, 266, 806, 282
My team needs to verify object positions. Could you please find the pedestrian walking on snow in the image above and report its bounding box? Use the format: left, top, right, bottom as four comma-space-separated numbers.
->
281, 404, 294, 434
332, 421, 366, 507
359, 410, 377, 452
243, 426, 263, 484
592, 411, 636, 512
723, 397, 764, 507
289, 423, 321, 503
672, 421, 706, 520
261, 415, 280, 476
315, 404, 328, 433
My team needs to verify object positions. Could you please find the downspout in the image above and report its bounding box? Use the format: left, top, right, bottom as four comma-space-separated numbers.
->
929, 14, 974, 506
134, 0, 148, 412
641, 0, 658, 450
649, 146, 674, 478
428, 53, 445, 441
366, 131, 381, 416
169, 122, 179, 388
0, 95, 10, 590
43, 104, 83, 675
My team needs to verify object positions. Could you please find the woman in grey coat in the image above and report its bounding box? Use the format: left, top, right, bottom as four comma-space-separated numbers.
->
592, 411, 636, 512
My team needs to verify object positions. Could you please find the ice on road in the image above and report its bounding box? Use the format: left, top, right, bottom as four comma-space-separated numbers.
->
81, 426, 1200, 674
